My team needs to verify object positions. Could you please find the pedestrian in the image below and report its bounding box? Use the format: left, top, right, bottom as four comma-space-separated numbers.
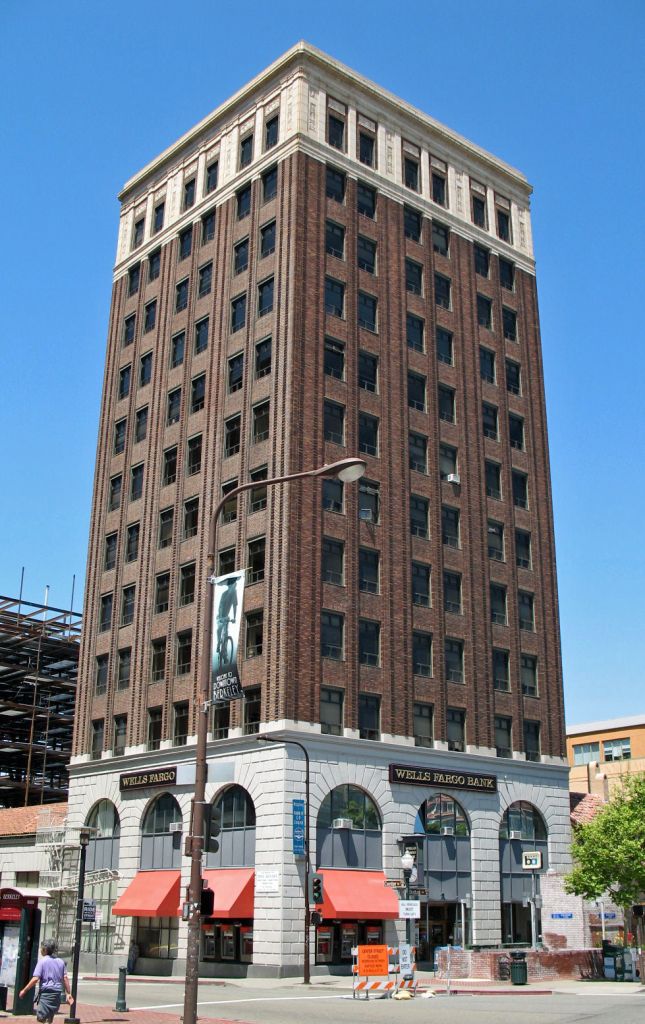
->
19, 939, 71, 1023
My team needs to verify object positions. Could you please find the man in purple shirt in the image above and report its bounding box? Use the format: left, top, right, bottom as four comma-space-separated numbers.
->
19, 939, 71, 1022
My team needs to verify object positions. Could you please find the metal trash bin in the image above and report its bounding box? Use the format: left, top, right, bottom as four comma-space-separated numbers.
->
603, 942, 625, 981
510, 950, 528, 986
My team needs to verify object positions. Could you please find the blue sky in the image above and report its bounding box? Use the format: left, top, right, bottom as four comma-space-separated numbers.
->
1, 0, 642, 724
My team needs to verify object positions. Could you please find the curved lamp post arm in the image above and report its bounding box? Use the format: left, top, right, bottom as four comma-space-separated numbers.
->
182, 457, 365, 1024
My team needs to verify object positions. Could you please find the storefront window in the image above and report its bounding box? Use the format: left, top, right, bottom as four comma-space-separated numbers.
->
135, 916, 178, 959
316, 785, 382, 869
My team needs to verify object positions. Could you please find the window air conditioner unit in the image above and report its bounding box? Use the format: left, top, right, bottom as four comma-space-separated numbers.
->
359, 508, 373, 521
509, 830, 522, 840
441, 826, 455, 836
333, 818, 354, 830
169, 822, 183, 833
446, 473, 460, 485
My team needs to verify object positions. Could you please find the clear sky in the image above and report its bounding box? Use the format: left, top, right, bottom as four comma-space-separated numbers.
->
1, 0, 642, 724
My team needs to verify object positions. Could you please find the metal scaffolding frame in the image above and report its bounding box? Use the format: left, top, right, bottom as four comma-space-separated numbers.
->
0, 594, 81, 807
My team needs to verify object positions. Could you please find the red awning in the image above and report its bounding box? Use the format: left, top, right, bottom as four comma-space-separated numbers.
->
318, 870, 399, 920
112, 871, 181, 918
201, 869, 254, 919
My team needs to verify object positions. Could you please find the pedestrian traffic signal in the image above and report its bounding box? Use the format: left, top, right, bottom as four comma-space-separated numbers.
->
200, 885, 214, 917
203, 804, 222, 853
310, 873, 324, 905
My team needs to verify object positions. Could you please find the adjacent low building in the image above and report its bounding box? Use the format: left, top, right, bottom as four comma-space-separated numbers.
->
567, 715, 645, 795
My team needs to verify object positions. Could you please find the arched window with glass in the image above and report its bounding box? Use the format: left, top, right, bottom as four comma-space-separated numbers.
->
75, 800, 121, 957
86, 800, 120, 871
316, 785, 382, 869
414, 794, 471, 901
205, 785, 256, 868
499, 801, 548, 945
140, 793, 182, 869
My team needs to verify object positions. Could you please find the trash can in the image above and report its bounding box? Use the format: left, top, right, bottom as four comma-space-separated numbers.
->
603, 942, 625, 981
510, 950, 528, 986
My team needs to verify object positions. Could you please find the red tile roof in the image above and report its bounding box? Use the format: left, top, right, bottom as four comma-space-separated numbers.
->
0, 802, 67, 838
570, 791, 604, 826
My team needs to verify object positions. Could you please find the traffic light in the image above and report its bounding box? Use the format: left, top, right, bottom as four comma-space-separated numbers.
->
310, 873, 324, 905
203, 804, 221, 853
310, 910, 322, 926
200, 885, 215, 917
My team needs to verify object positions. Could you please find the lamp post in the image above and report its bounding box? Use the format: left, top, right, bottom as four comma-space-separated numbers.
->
596, 899, 606, 943
401, 850, 414, 947
459, 894, 471, 947
182, 457, 365, 1024
257, 735, 310, 983
65, 827, 91, 1024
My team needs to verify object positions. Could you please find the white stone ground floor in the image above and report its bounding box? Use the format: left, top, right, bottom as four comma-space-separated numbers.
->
3, 728, 623, 977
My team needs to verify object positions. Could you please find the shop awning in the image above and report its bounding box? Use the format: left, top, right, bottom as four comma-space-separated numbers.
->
318, 870, 399, 920
112, 870, 181, 918
201, 869, 254, 919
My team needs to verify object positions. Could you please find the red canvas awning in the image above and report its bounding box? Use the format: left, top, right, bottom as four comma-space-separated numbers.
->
318, 870, 399, 920
201, 869, 254, 919
112, 870, 181, 917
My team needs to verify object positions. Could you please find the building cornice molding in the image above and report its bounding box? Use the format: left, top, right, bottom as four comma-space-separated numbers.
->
118, 42, 530, 205
114, 135, 536, 282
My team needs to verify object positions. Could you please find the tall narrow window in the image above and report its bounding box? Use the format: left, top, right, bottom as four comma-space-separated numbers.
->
414, 704, 433, 748
358, 693, 381, 739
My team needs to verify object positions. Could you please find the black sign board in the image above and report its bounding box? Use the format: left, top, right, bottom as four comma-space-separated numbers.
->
389, 763, 497, 793
120, 766, 177, 791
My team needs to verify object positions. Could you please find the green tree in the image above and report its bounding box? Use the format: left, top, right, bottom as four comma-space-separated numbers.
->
564, 773, 645, 909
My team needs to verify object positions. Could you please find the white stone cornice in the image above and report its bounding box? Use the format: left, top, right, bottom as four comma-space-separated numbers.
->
114, 134, 536, 283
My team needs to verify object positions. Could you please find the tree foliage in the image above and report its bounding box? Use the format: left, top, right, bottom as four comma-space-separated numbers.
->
564, 773, 645, 908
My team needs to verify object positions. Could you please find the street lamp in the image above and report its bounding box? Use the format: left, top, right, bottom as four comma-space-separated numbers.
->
182, 457, 366, 1024
257, 735, 311, 984
401, 850, 414, 947
65, 827, 92, 1024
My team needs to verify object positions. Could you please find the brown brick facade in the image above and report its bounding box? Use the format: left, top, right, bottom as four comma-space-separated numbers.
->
74, 53, 564, 767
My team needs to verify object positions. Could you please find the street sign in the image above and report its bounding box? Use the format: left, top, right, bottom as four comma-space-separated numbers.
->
412, 887, 428, 896
357, 944, 389, 977
398, 943, 413, 976
522, 851, 542, 870
398, 900, 421, 919
551, 912, 573, 919
292, 799, 305, 856
92, 907, 103, 931
81, 899, 96, 923
384, 879, 405, 888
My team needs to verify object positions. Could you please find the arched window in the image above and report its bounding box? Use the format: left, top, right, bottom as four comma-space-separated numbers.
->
499, 801, 548, 944
86, 800, 120, 871
413, 795, 471, 903
316, 785, 382, 869
205, 786, 255, 868
500, 801, 547, 841
140, 793, 182, 869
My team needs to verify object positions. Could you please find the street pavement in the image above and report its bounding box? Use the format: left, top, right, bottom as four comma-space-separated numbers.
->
2, 975, 643, 1024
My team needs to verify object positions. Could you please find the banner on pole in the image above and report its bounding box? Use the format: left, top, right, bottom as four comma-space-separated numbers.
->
211, 570, 245, 702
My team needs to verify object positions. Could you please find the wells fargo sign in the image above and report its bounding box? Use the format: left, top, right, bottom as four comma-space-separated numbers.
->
119, 766, 177, 791
389, 763, 497, 793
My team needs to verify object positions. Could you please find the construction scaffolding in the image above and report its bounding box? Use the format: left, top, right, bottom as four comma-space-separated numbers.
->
0, 594, 81, 807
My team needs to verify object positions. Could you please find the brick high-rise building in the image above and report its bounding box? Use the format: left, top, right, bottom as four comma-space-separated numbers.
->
68, 44, 570, 975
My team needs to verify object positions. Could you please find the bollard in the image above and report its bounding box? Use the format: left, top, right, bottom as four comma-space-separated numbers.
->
114, 966, 128, 1012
